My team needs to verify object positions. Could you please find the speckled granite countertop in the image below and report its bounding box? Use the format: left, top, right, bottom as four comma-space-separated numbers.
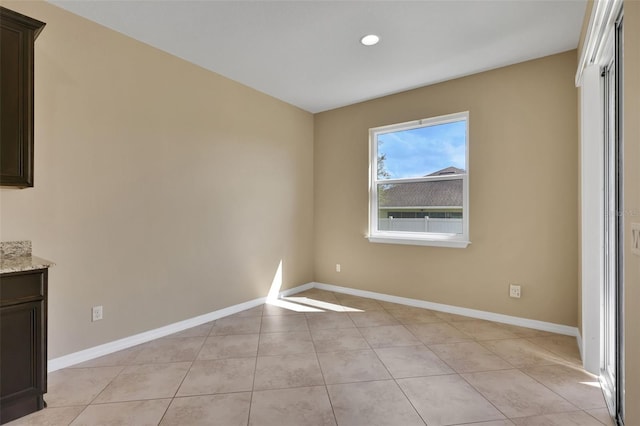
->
0, 241, 54, 274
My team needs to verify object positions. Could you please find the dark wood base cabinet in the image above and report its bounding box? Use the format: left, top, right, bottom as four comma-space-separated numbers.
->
0, 269, 48, 424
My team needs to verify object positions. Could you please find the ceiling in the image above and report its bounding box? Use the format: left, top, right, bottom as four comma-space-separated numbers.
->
49, 0, 587, 113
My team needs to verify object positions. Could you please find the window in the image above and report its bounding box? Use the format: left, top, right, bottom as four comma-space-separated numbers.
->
368, 111, 469, 248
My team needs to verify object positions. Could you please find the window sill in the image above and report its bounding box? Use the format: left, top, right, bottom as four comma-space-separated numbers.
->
367, 235, 471, 249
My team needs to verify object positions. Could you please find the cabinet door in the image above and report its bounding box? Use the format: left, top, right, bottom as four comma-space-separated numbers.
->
0, 7, 45, 188
0, 301, 45, 424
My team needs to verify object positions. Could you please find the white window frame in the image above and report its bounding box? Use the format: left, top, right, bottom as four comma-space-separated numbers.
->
368, 111, 470, 248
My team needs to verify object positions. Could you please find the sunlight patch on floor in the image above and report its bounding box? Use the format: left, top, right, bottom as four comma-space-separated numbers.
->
283, 296, 363, 313
580, 381, 602, 388
265, 261, 363, 313
266, 298, 324, 313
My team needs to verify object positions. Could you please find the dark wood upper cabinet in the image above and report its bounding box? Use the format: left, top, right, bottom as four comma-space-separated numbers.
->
0, 7, 45, 188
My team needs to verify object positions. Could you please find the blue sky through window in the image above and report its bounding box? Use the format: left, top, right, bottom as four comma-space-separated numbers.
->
377, 120, 466, 179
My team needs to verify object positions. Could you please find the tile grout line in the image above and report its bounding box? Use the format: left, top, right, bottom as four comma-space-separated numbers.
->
265, 293, 593, 424
456, 369, 519, 422
65, 405, 87, 426
75, 364, 128, 409
245, 312, 264, 426
40, 290, 597, 425
518, 366, 601, 412
309, 316, 340, 426
308, 294, 420, 425
450, 325, 592, 421
76, 331, 209, 423
474, 338, 536, 368
356, 310, 429, 426
378, 302, 564, 424
44, 363, 124, 423
154, 335, 209, 425
523, 335, 583, 364
381, 306, 513, 425
584, 408, 616, 426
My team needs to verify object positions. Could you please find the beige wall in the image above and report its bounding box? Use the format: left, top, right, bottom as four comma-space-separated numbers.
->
0, 1, 587, 366
0, 1, 314, 358
623, 2, 640, 423
314, 51, 579, 326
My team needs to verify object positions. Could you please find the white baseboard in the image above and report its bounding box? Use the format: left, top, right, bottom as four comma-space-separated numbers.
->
49, 280, 579, 372
312, 282, 579, 337
279, 282, 314, 297
576, 329, 584, 363
48, 282, 313, 372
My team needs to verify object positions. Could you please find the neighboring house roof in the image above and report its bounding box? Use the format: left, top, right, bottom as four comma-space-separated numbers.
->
427, 166, 465, 177
380, 167, 464, 208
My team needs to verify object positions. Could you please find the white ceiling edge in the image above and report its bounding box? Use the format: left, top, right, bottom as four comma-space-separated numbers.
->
48, 0, 587, 113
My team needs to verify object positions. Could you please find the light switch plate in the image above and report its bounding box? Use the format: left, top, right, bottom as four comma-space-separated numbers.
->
632, 223, 640, 256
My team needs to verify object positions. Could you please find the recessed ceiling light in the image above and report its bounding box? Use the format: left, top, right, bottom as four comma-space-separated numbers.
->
360, 34, 380, 46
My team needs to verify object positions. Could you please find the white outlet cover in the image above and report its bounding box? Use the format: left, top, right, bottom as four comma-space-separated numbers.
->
509, 285, 521, 298
92, 306, 103, 321
632, 223, 640, 256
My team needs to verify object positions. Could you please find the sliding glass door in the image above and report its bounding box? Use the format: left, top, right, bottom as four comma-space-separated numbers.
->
601, 12, 624, 425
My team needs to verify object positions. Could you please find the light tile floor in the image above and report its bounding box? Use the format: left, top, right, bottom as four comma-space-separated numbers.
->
8, 289, 614, 426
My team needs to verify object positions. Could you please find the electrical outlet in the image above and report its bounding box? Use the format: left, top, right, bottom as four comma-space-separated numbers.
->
336, 263, 341, 272
92, 305, 103, 322
509, 284, 521, 298
632, 223, 640, 256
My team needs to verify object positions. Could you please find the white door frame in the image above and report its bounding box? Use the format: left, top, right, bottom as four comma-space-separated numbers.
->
577, 0, 624, 423
579, 64, 604, 375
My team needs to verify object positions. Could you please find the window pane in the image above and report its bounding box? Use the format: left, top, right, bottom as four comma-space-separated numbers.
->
378, 181, 463, 234
377, 120, 466, 180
